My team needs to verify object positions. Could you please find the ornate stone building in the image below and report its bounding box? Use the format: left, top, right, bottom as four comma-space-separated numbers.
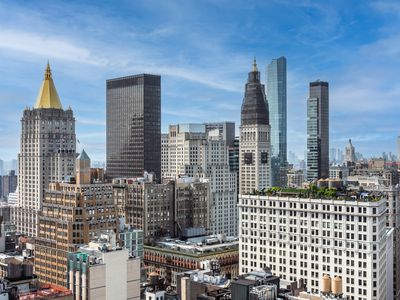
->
239, 59, 271, 194
12, 63, 76, 236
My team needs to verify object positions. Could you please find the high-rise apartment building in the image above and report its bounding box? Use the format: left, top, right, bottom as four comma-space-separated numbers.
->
106, 74, 161, 181
307, 80, 329, 181
162, 122, 237, 236
267, 56, 287, 187
238, 192, 393, 300
12, 63, 76, 236
239, 59, 271, 194
35, 151, 118, 287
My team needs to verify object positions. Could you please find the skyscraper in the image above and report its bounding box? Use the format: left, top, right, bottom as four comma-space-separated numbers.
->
306, 80, 329, 181
267, 56, 287, 187
239, 59, 271, 194
106, 74, 161, 181
12, 63, 76, 236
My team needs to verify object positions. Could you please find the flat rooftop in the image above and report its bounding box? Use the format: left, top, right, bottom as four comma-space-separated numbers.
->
145, 235, 238, 256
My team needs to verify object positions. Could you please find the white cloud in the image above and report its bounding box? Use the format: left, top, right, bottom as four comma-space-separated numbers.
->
0, 29, 108, 66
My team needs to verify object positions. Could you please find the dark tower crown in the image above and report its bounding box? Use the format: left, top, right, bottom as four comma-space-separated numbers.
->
241, 58, 269, 126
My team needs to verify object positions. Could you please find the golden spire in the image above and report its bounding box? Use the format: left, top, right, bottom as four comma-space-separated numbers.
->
34, 62, 63, 109
252, 56, 258, 72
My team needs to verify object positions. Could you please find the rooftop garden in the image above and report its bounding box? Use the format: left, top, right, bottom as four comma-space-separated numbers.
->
250, 185, 383, 202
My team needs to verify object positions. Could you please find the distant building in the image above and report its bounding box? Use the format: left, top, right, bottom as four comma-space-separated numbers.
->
35, 150, 119, 287
106, 74, 161, 181
144, 235, 239, 287
344, 139, 356, 164
307, 81, 329, 181
397, 136, 400, 162
267, 56, 287, 187
12, 63, 76, 237
0, 171, 17, 201
329, 166, 349, 180
68, 232, 140, 300
119, 227, 144, 258
240, 59, 271, 194
286, 170, 304, 188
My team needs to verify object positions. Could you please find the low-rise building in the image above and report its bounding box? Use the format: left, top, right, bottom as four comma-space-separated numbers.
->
144, 235, 239, 287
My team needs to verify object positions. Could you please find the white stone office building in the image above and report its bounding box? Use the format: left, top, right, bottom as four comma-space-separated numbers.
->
162, 122, 238, 236
12, 63, 76, 236
238, 193, 393, 300
68, 232, 140, 300
239, 59, 271, 194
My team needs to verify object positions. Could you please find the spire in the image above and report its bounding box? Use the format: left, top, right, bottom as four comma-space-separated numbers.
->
77, 149, 90, 161
34, 62, 63, 109
252, 56, 258, 72
45, 61, 52, 79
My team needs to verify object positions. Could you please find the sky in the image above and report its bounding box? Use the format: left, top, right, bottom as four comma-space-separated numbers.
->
0, 0, 399, 162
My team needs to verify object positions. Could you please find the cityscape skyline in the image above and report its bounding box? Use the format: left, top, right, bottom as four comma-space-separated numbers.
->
0, 1, 400, 162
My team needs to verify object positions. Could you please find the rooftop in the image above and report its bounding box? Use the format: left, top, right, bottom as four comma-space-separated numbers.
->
249, 185, 384, 202
146, 235, 238, 256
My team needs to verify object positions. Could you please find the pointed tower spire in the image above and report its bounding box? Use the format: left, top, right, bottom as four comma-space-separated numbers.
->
34, 62, 63, 109
252, 56, 258, 72
45, 61, 52, 79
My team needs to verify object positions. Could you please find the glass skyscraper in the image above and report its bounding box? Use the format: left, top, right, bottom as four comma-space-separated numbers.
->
106, 74, 161, 181
267, 56, 287, 187
307, 80, 329, 181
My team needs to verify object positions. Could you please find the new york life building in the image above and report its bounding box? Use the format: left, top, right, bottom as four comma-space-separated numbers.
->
12, 64, 76, 237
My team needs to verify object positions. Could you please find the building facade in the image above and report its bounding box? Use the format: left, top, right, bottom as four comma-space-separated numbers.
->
12, 63, 76, 237
267, 56, 287, 187
112, 176, 175, 241
0, 170, 17, 201
35, 151, 119, 287
307, 81, 329, 181
144, 236, 239, 287
238, 193, 393, 300
68, 233, 140, 300
239, 59, 271, 194
106, 74, 161, 181
174, 177, 210, 237
162, 122, 238, 236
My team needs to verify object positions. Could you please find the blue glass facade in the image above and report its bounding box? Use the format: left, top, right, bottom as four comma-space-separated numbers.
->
267, 57, 287, 187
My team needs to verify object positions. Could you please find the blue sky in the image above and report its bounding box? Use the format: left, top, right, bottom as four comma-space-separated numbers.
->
0, 0, 399, 161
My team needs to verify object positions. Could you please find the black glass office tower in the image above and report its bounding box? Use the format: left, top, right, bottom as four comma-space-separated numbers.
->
307, 80, 329, 181
267, 56, 287, 187
106, 74, 161, 181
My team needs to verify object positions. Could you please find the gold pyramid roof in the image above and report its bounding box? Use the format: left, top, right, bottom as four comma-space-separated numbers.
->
34, 62, 63, 109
